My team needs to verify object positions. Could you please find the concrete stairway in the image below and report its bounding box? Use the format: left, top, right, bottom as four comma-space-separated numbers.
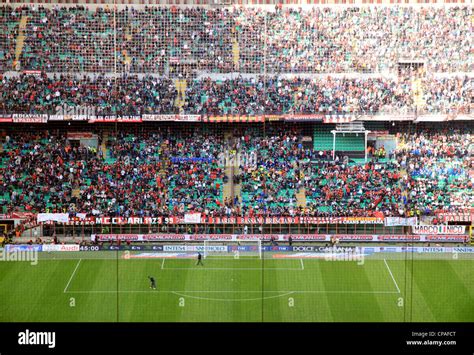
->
174, 79, 187, 111
221, 132, 234, 204
232, 38, 240, 70
100, 132, 109, 159
296, 188, 307, 208
13, 16, 28, 70
72, 188, 81, 198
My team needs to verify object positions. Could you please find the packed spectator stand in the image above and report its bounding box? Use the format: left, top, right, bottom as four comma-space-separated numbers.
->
0, 5, 471, 74
0, 4, 472, 117
0, 124, 472, 220
0, 74, 471, 116
0, 2, 472, 241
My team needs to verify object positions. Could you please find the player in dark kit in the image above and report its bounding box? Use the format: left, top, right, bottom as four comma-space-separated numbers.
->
196, 252, 204, 266
148, 276, 157, 290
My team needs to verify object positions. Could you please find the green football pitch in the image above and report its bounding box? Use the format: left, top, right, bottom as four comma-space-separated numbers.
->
0, 251, 473, 322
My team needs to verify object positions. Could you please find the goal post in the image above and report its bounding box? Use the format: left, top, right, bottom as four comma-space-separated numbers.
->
203, 239, 262, 259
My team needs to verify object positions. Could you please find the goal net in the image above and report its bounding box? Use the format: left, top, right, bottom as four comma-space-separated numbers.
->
203, 239, 262, 259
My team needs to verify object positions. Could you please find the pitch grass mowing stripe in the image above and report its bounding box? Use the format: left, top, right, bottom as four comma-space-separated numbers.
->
448, 259, 474, 299
79, 260, 118, 322
389, 259, 438, 322
266, 258, 332, 322
309, 258, 335, 322
120, 258, 150, 322
161, 258, 303, 271
319, 260, 386, 322
27, 261, 78, 322
263, 256, 292, 322
365, 261, 405, 322
410, 260, 474, 322
119, 258, 183, 322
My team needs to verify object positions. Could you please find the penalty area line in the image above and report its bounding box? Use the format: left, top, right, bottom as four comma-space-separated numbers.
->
161, 267, 303, 271
63, 259, 82, 293
383, 258, 401, 294
63, 290, 399, 294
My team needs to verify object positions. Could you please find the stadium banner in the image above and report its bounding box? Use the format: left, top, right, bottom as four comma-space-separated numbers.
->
384, 217, 417, 226
163, 245, 227, 252
142, 114, 201, 122
170, 157, 214, 163
0, 114, 13, 123
412, 225, 466, 235
9, 212, 36, 219
37, 213, 69, 223
358, 114, 415, 122
291, 245, 357, 252
436, 210, 473, 223
204, 216, 385, 225
90, 234, 467, 242
48, 114, 89, 121
5, 244, 43, 252
91, 234, 186, 241
12, 114, 48, 123
66, 132, 95, 140
453, 114, 474, 121
265, 115, 283, 121
61, 215, 386, 225
323, 115, 357, 124
81, 245, 164, 251
184, 213, 202, 224
22, 70, 42, 76
362, 246, 474, 254
283, 114, 324, 122
87, 115, 142, 123
203, 115, 265, 123
42, 244, 80, 252
66, 216, 165, 225
206, 216, 300, 224
261, 246, 293, 252
301, 216, 384, 224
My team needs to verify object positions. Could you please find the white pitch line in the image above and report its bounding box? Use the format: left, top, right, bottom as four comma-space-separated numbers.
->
300, 258, 304, 270
63, 259, 82, 293
64, 290, 399, 294
383, 258, 401, 294
170, 291, 295, 302
161, 267, 303, 271
161, 258, 165, 270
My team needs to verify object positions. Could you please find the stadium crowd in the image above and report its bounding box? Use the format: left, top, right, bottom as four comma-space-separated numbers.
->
0, 128, 225, 217
2, 127, 471, 219
0, 5, 471, 74
0, 73, 178, 115
394, 129, 473, 215
0, 74, 471, 115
